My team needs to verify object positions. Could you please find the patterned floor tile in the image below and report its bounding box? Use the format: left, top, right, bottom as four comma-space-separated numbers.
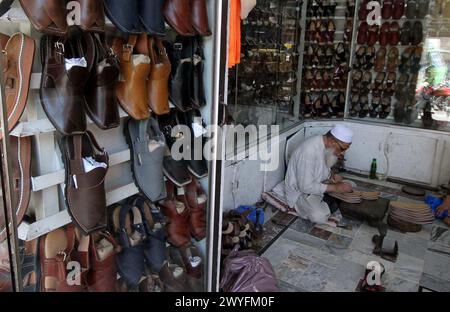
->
290, 218, 315, 234
321, 233, 353, 256
282, 229, 327, 249
277, 280, 305, 292
295, 262, 335, 292
309, 227, 333, 240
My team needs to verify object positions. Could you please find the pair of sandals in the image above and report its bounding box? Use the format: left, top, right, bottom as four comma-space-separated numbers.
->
400, 21, 423, 46
399, 47, 423, 74
111, 196, 168, 291
354, 46, 376, 70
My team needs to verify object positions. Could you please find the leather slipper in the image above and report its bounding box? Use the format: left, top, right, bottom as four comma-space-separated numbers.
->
138, 0, 166, 36
0, 32, 35, 140
78, 0, 105, 33
164, 0, 196, 36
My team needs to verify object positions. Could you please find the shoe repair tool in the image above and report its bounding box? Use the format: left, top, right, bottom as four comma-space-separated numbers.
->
372, 223, 399, 262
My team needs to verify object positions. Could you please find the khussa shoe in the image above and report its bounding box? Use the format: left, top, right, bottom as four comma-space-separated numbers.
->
331, 92, 345, 118
138, 0, 166, 36
112, 35, 151, 120
159, 180, 192, 248
0, 136, 32, 243
392, 0, 405, 19
125, 118, 167, 202
164, 0, 196, 36
40, 34, 94, 135
85, 33, 120, 130
0, 32, 35, 140
167, 37, 195, 112
103, 0, 141, 34
19, 0, 68, 35
61, 131, 109, 234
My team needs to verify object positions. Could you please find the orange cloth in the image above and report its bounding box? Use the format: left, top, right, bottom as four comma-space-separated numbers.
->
228, 0, 241, 68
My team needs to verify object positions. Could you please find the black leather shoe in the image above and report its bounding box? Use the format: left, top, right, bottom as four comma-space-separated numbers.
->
138, 0, 166, 36
191, 37, 206, 108
103, 0, 141, 34
157, 111, 192, 187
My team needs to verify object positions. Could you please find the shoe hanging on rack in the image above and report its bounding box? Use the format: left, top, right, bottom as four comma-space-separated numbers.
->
382, 0, 394, 19
374, 47, 386, 72
389, 22, 400, 46
19, 0, 68, 35
386, 47, 399, 72
370, 96, 381, 118
103, 0, 141, 34
392, 0, 405, 19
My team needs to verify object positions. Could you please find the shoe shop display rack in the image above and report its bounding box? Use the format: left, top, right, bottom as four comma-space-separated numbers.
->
0, 1, 227, 292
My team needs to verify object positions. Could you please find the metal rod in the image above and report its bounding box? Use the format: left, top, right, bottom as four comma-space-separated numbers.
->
0, 46, 23, 292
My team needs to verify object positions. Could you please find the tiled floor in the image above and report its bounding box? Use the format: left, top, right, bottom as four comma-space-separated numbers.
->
260, 177, 447, 292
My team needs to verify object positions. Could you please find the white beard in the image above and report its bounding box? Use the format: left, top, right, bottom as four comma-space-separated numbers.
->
325, 148, 339, 168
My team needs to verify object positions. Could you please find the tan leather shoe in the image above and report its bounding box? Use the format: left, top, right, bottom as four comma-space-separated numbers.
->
19, 0, 68, 35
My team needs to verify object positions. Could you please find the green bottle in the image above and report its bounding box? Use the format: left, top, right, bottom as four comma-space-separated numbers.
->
370, 159, 377, 179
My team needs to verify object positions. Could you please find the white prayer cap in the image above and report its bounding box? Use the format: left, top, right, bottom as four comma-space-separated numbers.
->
241, 0, 257, 19
331, 124, 354, 144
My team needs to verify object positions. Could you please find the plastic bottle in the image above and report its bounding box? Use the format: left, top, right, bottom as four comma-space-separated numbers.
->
370, 159, 377, 179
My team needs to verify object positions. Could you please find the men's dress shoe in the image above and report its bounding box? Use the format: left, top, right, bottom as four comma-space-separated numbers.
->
147, 37, 171, 115
138, 0, 166, 36
382, 0, 393, 19
85, 34, 120, 130
167, 37, 195, 112
157, 111, 192, 187
78, 0, 105, 33
191, 0, 212, 36
392, 0, 405, 19
103, 0, 141, 34
112, 35, 151, 120
379, 22, 390, 46
191, 38, 207, 108
158, 181, 192, 248
40, 34, 93, 135
61, 132, 109, 234
164, 0, 196, 36
125, 118, 167, 202
0, 136, 32, 243
0, 33, 35, 140
19, 0, 68, 35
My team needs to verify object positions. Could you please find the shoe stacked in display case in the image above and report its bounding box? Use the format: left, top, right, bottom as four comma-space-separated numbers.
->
301, 0, 350, 119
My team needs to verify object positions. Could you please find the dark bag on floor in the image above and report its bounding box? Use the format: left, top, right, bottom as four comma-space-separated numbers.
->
220, 247, 279, 292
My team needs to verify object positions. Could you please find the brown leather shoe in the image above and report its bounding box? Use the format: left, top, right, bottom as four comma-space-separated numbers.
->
112, 35, 151, 120
40, 34, 94, 135
85, 34, 120, 130
19, 0, 68, 35
0, 136, 32, 243
183, 177, 207, 241
374, 47, 386, 72
39, 225, 87, 292
164, 0, 196, 36
78, 0, 106, 33
0, 32, 35, 140
61, 132, 109, 235
386, 47, 399, 72
191, 0, 212, 36
86, 232, 119, 292
158, 181, 191, 248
